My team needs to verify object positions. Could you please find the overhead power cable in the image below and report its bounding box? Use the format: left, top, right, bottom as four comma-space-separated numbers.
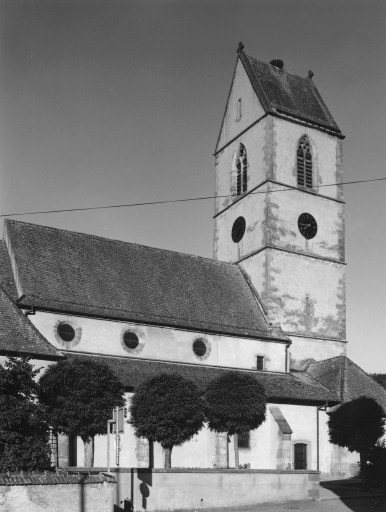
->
0, 177, 385, 219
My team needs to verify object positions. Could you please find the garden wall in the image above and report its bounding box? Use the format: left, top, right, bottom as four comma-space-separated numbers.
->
104, 467, 320, 511
0, 472, 115, 512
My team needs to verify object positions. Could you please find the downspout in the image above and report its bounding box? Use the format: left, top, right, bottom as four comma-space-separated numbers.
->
316, 407, 319, 471
317, 402, 329, 473
285, 340, 291, 373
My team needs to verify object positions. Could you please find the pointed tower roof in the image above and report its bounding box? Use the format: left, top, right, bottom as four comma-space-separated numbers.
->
216, 43, 343, 153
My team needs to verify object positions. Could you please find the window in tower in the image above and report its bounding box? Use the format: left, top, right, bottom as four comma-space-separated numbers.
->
237, 98, 242, 121
297, 136, 313, 188
236, 143, 248, 195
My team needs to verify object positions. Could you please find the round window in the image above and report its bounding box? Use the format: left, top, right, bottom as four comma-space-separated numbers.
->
57, 323, 76, 342
123, 331, 139, 350
193, 339, 207, 357
231, 216, 246, 243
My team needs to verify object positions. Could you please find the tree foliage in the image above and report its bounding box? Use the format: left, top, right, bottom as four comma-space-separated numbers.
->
205, 371, 267, 469
205, 371, 267, 436
328, 396, 385, 489
39, 357, 124, 467
0, 356, 51, 471
129, 374, 205, 468
371, 374, 386, 391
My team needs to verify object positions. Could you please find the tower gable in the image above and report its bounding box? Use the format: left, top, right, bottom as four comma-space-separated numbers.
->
216, 58, 265, 153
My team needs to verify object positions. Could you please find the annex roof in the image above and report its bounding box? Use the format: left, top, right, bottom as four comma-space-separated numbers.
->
238, 50, 342, 136
66, 353, 340, 405
0, 285, 62, 360
4, 220, 286, 341
307, 356, 386, 413
0, 241, 18, 301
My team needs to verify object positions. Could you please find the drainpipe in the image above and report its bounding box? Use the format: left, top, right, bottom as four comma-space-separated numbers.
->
317, 402, 329, 473
316, 407, 319, 471
285, 340, 291, 373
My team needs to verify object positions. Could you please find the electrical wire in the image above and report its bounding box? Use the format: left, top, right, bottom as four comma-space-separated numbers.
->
0, 177, 385, 219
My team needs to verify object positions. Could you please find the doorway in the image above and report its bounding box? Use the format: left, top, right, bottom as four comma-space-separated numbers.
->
294, 443, 307, 469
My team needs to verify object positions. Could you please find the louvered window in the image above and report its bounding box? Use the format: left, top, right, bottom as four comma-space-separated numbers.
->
297, 137, 313, 188
236, 143, 248, 195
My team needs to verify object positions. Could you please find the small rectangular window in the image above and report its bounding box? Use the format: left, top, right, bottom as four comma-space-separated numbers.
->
237, 98, 242, 121
238, 432, 250, 449
256, 356, 264, 371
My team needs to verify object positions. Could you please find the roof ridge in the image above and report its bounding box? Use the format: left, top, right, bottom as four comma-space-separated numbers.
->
308, 355, 345, 368
245, 54, 310, 82
5, 219, 238, 268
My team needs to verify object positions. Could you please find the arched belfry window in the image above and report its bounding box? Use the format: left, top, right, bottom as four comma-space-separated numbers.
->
236, 143, 248, 195
297, 136, 313, 188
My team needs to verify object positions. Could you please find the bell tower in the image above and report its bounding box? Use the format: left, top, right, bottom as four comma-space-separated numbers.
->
214, 44, 347, 368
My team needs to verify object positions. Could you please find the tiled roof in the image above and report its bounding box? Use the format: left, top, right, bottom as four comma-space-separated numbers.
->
0, 286, 62, 359
0, 241, 18, 301
66, 353, 340, 404
0, 472, 114, 486
307, 356, 386, 413
5, 220, 286, 341
239, 52, 342, 136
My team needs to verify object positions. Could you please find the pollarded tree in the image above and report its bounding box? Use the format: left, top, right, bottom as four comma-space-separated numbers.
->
39, 357, 125, 467
0, 356, 51, 471
328, 396, 385, 490
129, 374, 205, 468
205, 371, 267, 468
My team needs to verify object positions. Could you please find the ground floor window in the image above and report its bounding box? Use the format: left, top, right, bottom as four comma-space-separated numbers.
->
294, 443, 307, 469
238, 432, 250, 449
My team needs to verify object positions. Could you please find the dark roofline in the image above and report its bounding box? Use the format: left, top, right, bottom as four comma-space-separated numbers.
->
0, 348, 64, 361
17, 301, 289, 343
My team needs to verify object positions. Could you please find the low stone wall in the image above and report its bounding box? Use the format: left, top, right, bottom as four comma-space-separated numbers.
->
0, 472, 115, 512
100, 467, 320, 511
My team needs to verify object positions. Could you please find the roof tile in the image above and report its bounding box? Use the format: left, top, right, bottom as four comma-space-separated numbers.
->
0, 285, 62, 359
66, 353, 340, 404
5, 220, 285, 340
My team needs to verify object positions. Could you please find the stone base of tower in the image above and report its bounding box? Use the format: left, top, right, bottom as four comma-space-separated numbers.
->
287, 334, 347, 370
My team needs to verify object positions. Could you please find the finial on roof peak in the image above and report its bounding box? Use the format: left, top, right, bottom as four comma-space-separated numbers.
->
237, 42, 244, 54
308, 70, 314, 80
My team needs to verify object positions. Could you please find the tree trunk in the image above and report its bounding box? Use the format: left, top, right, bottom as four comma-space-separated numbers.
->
164, 447, 172, 468
234, 434, 239, 469
83, 437, 94, 468
360, 452, 367, 491
226, 434, 229, 469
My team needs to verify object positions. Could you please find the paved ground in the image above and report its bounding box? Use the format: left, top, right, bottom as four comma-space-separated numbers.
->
245, 496, 386, 511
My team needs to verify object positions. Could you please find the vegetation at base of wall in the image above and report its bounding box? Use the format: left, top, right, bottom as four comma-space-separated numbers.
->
363, 440, 386, 489
204, 371, 267, 469
328, 396, 385, 490
0, 356, 51, 472
129, 374, 205, 468
38, 357, 125, 468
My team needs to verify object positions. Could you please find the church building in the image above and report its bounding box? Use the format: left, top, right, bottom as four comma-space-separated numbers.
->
0, 44, 385, 479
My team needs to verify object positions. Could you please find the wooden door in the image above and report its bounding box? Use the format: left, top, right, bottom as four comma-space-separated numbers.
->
294, 443, 307, 469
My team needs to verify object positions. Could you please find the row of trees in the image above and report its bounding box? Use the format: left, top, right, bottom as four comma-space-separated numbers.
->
0, 356, 267, 470
130, 372, 267, 468
1, 355, 385, 480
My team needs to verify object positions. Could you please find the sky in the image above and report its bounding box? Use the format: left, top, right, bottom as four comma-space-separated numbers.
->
0, 0, 385, 373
